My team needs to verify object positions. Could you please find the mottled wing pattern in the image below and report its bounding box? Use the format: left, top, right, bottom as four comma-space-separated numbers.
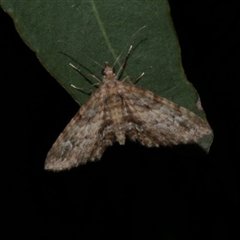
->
121, 82, 211, 147
45, 60, 212, 171
45, 87, 114, 171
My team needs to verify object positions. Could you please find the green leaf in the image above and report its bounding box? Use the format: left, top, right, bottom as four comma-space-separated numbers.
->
0, 0, 213, 152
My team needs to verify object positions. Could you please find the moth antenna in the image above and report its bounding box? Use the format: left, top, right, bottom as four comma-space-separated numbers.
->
58, 40, 104, 69
69, 63, 102, 83
115, 45, 133, 79
112, 25, 146, 68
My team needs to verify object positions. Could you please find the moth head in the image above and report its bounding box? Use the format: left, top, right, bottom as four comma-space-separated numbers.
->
101, 62, 115, 76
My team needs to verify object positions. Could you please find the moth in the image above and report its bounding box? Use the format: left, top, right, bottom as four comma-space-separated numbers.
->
45, 46, 211, 171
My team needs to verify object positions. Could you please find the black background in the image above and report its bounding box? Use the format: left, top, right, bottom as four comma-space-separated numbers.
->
1, 1, 239, 239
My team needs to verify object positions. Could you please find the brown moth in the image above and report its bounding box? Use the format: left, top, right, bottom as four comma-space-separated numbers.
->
45, 47, 212, 171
